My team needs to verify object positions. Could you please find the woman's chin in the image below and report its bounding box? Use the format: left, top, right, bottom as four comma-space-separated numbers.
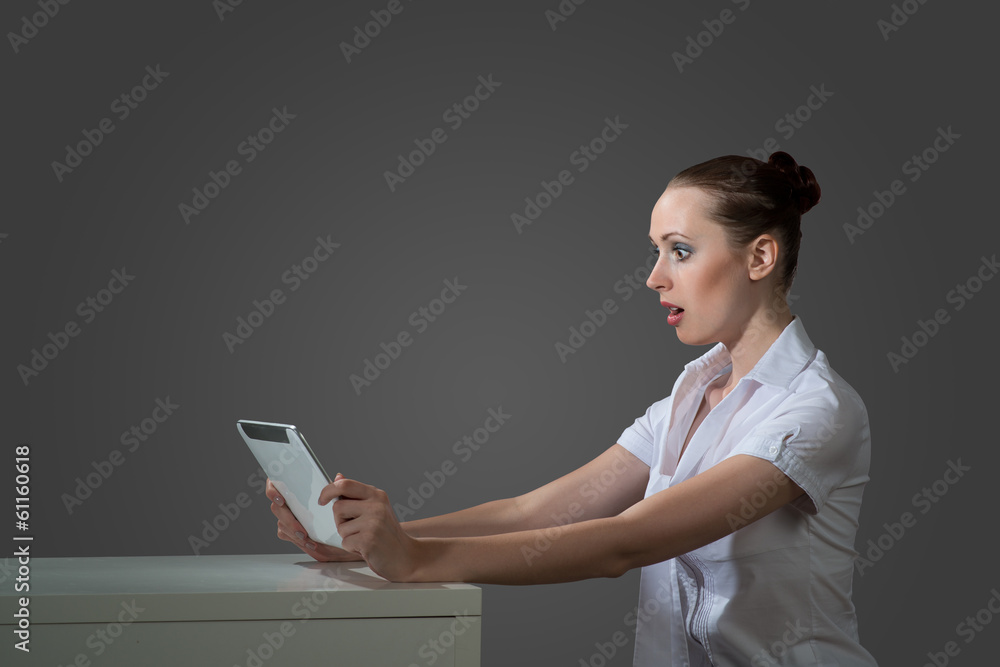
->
674, 324, 711, 347
674, 328, 695, 344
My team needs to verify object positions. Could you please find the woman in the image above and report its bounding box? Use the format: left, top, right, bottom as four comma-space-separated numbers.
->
266, 151, 878, 665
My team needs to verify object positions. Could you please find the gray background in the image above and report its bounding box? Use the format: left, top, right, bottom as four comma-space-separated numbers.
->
4, 1, 998, 665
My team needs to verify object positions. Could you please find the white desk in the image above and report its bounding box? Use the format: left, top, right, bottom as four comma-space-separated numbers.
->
1, 552, 481, 666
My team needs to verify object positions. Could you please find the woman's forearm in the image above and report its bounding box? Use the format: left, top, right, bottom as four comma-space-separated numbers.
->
395, 453, 806, 586
407, 516, 632, 585
399, 444, 649, 540
400, 496, 527, 538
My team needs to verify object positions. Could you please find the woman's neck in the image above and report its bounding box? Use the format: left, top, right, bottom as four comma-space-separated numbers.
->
721, 310, 795, 391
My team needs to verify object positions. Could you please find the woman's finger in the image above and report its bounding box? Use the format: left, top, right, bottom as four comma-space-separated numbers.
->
319, 477, 381, 505
276, 522, 316, 550
331, 497, 366, 523
270, 498, 308, 537
265, 479, 284, 505
335, 512, 366, 541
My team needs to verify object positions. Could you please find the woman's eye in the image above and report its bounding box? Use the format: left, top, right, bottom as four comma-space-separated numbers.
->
650, 244, 692, 260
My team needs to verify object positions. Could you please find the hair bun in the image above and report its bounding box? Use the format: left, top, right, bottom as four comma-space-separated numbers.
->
767, 151, 821, 215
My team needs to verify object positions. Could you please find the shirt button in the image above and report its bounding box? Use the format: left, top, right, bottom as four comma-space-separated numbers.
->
769, 445, 779, 455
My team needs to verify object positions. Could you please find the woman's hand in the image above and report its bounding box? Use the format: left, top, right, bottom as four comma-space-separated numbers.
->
265, 478, 364, 563
320, 475, 423, 582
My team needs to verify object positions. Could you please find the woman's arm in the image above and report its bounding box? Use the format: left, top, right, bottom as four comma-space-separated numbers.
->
402, 444, 649, 538
266, 443, 648, 559
324, 454, 805, 584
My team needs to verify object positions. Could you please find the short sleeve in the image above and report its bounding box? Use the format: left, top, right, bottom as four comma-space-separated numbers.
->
729, 385, 870, 515
617, 394, 673, 468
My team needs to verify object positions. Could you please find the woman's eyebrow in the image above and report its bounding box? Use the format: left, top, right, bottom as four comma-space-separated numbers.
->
649, 232, 692, 242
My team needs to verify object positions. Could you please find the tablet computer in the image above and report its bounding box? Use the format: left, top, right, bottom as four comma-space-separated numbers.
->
236, 419, 343, 549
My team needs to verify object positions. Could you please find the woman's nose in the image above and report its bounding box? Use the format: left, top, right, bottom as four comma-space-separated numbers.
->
646, 260, 670, 291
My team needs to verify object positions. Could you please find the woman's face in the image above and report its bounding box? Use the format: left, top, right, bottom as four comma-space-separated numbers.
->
646, 186, 760, 347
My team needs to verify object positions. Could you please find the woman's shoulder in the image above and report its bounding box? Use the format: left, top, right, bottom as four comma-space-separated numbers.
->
787, 347, 869, 421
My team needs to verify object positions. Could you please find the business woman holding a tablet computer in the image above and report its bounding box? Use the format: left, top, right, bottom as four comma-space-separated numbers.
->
264, 151, 878, 666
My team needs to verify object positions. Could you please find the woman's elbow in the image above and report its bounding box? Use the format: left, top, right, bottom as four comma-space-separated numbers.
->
604, 556, 634, 579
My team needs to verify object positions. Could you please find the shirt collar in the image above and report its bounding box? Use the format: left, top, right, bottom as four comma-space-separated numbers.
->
682, 314, 817, 390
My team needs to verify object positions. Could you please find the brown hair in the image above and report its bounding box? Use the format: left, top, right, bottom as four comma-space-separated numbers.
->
667, 151, 821, 295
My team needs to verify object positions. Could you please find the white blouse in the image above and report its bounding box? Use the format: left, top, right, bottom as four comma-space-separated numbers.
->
617, 315, 878, 666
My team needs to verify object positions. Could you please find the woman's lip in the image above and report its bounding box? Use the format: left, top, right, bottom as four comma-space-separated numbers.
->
660, 301, 682, 310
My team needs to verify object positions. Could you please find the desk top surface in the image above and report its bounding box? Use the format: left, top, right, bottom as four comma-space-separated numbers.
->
1, 553, 481, 623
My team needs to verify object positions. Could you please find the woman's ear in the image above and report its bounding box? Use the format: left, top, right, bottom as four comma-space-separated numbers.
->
747, 234, 780, 282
